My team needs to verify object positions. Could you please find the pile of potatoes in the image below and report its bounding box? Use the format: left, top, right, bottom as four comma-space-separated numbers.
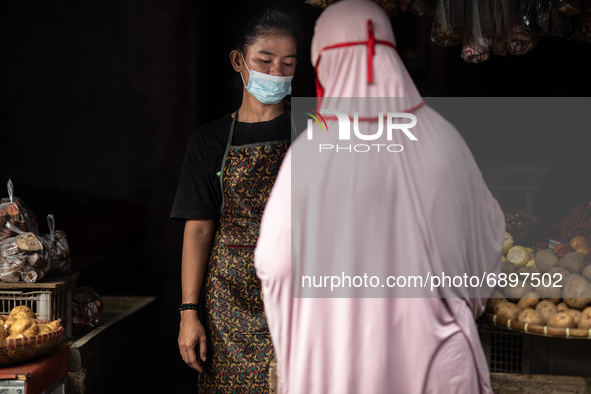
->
0, 305, 61, 341
487, 246, 591, 331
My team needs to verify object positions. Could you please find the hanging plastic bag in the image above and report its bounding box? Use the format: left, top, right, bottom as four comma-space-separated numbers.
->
462, 0, 494, 63
0, 179, 39, 242
408, 0, 426, 16
557, 0, 582, 16
0, 232, 50, 283
430, 0, 465, 46
548, 0, 574, 37
492, 0, 511, 55
507, 0, 539, 55
570, 0, 591, 42
492, 0, 538, 56
42, 214, 71, 276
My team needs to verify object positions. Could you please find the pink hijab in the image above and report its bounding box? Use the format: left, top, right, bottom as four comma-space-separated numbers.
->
255, 1, 505, 392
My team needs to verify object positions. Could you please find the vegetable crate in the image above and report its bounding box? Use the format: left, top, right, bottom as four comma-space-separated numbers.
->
0, 273, 79, 339
479, 321, 591, 376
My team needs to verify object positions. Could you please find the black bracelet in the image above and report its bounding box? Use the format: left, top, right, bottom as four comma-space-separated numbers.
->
179, 303, 200, 312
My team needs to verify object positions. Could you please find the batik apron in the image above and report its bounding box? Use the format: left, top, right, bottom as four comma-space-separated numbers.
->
199, 111, 290, 393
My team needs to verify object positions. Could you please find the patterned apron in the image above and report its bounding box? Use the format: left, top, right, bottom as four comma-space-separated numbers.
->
199, 111, 289, 393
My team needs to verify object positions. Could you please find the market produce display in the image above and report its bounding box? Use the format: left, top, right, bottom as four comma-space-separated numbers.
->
486, 232, 591, 337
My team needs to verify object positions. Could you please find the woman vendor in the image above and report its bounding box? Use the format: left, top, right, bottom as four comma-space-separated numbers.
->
170, 3, 297, 392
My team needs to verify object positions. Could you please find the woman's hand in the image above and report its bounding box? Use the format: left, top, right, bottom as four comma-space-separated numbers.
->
178, 310, 207, 372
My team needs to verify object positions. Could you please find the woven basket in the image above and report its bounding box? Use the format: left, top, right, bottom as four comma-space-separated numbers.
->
484, 313, 591, 339
0, 319, 64, 366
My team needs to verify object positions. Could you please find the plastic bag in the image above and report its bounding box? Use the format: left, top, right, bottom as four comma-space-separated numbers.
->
521, 0, 545, 33
0, 232, 50, 283
462, 0, 494, 63
0, 179, 39, 242
408, 0, 426, 16
570, 0, 591, 42
72, 286, 103, 333
42, 214, 71, 276
548, 0, 574, 37
557, 0, 582, 16
492, 0, 538, 56
430, 0, 464, 46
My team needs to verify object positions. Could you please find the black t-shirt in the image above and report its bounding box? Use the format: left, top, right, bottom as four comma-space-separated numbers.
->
170, 111, 291, 221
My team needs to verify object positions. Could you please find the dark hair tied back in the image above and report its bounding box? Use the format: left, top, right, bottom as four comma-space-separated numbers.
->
232, 1, 299, 54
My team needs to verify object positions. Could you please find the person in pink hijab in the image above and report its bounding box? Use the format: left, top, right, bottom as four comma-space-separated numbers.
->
254, 0, 506, 393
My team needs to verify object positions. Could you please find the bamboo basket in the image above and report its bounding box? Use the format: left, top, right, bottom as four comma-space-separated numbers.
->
484, 313, 591, 339
0, 319, 64, 366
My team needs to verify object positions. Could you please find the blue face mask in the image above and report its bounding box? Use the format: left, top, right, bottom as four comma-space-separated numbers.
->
240, 54, 293, 104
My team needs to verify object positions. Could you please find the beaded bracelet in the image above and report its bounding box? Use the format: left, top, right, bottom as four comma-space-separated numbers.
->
179, 303, 200, 312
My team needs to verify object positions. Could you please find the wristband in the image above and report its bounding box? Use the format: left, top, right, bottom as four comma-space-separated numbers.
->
179, 303, 200, 312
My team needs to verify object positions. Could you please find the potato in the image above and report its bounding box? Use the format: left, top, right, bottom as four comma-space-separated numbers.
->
501, 261, 517, 275
536, 282, 562, 301
556, 302, 570, 312
7, 317, 38, 337
563, 274, 586, 288
536, 300, 558, 322
517, 291, 540, 309
563, 279, 591, 310
547, 267, 569, 286
534, 250, 559, 272
494, 301, 522, 320
578, 307, 591, 329
558, 252, 585, 274
503, 283, 534, 302
583, 265, 591, 283
37, 319, 61, 335
565, 309, 582, 326
8, 305, 35, 320
518, 308, 545, 325
485, 290, 506, 313
547, 312, 576, 328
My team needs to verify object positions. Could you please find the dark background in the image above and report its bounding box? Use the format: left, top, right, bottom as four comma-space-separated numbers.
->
1, 0, 591, 391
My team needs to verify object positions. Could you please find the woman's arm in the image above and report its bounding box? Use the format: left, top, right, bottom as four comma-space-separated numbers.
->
178, 219, 215, 372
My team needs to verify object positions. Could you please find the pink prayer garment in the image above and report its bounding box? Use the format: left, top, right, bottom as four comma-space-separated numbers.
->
255, 1, 506, 393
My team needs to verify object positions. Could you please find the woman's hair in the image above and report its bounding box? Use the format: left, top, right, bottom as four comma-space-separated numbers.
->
232, 1, 299, 54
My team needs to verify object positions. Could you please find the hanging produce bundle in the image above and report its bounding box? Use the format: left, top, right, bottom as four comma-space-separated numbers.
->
557, 0, 582, 16
548, 0, 575, 36
462, 0, 494, 62
0, 180, 38, 242
492, 0, 539, 56
430, 0, 464, 46
571, 0, 591, 42
42, 214, 71, 276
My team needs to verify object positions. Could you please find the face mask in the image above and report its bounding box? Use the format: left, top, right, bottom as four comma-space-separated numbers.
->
240, 54, 293, 104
